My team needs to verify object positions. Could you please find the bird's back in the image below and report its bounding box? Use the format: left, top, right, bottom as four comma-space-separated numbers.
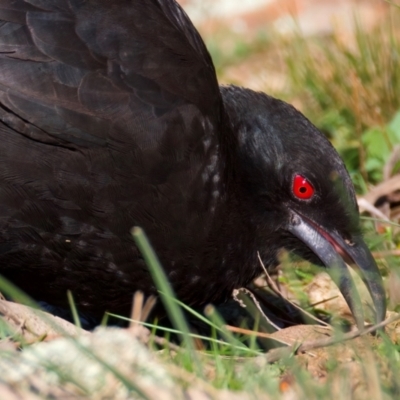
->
0, 0, 225, 315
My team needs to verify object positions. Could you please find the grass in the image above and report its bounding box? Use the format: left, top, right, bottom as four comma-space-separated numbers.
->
207, 7, 400, 191
126, 227, 400, 399
0, 224, 399, 398
3, 223, 398, 398
283, 15, 400, 188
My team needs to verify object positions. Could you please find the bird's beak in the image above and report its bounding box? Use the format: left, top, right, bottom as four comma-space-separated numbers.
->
286, 211, 386, 329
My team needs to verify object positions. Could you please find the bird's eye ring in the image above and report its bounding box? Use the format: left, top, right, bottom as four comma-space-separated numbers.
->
292, 174, 314, 200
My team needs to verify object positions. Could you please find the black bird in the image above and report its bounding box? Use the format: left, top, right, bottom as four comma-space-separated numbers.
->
0, 0, 385, 327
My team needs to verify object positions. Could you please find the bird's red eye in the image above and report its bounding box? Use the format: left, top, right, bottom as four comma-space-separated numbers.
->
292, 175, 314, 200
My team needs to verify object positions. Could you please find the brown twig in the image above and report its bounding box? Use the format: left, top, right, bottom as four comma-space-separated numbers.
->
141, 295, 157, 322
372, 249, 400, 258
232, 287, 282, 331
358, 198, 390, 221
129, 291, 157, 329
264, 313, 400, 363
362, 174, 400, 208
383, 144, 400, 181
225, 324, 291, 347
130, 291, 144, 328
152, 335, 182, 352
257, 253, 331, 328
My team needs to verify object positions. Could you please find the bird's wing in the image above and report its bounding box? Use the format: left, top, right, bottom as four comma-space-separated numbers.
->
0, 0, 223, 310
0, 0, 221, 146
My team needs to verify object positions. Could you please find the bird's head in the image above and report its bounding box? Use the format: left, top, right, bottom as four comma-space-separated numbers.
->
222, 86, 386, 328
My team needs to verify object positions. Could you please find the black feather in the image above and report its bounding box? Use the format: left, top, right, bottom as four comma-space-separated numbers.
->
0, 0, 383, 323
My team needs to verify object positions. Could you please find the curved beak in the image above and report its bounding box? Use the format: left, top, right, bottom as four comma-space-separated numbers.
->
287, 211, 386, 329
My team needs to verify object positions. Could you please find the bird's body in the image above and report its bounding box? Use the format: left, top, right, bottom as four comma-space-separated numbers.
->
0, 0, 385, 324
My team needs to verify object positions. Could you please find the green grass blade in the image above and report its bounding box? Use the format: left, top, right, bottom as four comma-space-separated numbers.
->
67, 290, 82, 329
131, 227, 202, 372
